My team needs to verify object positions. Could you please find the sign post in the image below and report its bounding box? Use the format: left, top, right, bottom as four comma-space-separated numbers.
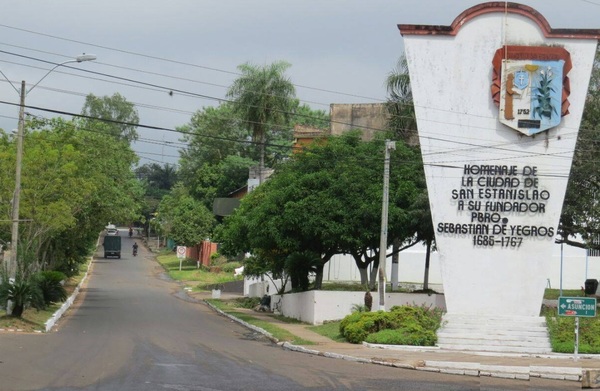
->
558, 297, 597, 361
176, 246, 186, 271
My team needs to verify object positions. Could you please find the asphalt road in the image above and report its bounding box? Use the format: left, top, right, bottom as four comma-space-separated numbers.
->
0, 237, 581, 390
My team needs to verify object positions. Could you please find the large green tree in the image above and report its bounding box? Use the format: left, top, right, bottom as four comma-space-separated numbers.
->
0, 116, 141, 275
226, 61, 296, 184
558, 47, 600, 249
81, 93, 139, 141
178, 103, 255, 207
155, 184, 215, 247
216, 132, 425, 290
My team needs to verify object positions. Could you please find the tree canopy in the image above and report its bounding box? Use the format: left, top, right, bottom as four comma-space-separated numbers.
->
558, 47, 600, 249
216, 132, 425, 290
155, 184, 215, 247
81, 93, 140, 141
0, 115, 141, 275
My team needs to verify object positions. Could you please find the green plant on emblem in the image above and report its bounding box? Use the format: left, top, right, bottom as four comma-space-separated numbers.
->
533, 67, 557, 120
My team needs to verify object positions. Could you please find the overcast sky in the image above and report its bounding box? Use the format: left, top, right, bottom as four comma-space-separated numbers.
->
0, 0, 598, 166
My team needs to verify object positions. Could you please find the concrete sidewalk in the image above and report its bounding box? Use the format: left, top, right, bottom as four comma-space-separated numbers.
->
199, 292, 600, 385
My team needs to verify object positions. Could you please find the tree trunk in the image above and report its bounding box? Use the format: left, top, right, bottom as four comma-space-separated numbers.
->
313, 263, 324, 290
423, 238, 432, 291
358, 267, 368, 286
11, 304, 24, 318
369, 264, 378, 290
351, 252, 369, 287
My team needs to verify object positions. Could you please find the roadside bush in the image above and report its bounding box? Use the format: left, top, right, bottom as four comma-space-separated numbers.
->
545, 308, 600, 353
389, 305, 445, 332
339, 304, 444, 345
0, 275, 44, 317
221, 262, 242, 273
34, 271, 67, 307
210, 253, 227, 266
339, 311, 397, 343
365, 324, 437, 346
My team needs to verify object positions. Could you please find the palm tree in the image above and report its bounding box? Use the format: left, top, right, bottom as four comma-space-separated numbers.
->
385, 56, 417, 143
226, 61, 296, 184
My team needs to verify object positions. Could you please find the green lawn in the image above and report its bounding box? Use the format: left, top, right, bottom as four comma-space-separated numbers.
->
309, 321, 347, 343
0, 261, 91, 332
155, 252, 240, 290
543, 289, 585, 300
206, 299, 315, 345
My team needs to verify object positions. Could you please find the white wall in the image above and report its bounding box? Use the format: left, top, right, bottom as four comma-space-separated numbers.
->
323, 241, 598, 291
245, 240, 595, 299
271, 290, 446, 325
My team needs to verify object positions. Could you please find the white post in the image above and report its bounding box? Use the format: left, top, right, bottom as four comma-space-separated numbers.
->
378, 140, 395, 311
574, 316, 579, 362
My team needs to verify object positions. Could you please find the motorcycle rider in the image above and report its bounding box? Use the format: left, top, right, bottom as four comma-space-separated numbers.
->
132, 242, 139, 256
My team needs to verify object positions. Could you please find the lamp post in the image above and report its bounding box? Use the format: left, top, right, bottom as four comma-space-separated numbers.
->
377, 140, 396, 311
7, 54, 96, 280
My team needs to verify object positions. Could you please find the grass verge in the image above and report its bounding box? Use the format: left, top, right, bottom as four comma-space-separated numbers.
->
155, 252, 240, 290
0, 260, 91, 332
543, 289, 585, 300
207, 298, 315, 345
309, 321, 346, 343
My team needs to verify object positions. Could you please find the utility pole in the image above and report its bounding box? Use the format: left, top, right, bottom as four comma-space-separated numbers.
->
8, 81, 26, 280
3, 55, 96, 315
378, 140, 395, 311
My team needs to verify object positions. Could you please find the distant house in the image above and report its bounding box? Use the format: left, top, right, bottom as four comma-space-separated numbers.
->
292, 124, 327, 153
329, 103, 389, 141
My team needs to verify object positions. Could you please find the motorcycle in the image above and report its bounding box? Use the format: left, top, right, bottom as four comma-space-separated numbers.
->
128, 228, 133, 238
133, 245, 138, 256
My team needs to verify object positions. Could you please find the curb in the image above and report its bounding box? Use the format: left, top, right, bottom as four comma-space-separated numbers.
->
204, 300, 279, 344
203, 299, 590, 383
421, 361, 583, 382
44, 257, 92, 332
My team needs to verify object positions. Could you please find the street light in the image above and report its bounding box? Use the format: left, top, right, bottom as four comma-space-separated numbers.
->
7, 54, 96, 280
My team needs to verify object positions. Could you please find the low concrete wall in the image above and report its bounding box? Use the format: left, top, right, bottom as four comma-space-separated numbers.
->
271, 290, 446, 325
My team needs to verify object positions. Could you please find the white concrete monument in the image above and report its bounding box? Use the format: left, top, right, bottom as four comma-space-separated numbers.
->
399, 3, 600, 352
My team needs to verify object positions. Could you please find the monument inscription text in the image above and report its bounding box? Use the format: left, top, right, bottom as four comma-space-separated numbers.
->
436, 164, 554, 248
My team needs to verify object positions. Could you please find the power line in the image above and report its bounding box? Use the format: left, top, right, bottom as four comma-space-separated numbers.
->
0, 24, 384, 103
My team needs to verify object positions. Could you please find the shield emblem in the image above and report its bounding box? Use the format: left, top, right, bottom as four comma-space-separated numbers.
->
499, 59, 564, 135
492, 46, 572, 137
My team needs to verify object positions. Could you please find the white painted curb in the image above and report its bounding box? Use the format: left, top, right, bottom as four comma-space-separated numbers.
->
44, 258, 92, 332
204, 301, 593, 383
422, 360, 585, 382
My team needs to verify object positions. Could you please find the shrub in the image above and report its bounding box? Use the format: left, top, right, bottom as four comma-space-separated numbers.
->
221, 262, 242, 273
210, 253, 227, 266
34, 271, 68, 306
339, 304, 445, 345
351, 304, 369, 313
389, 305, 445, 332
545, 308, 600, 354
339, 311, 395, 343
366, 324, 437, 346
0, 275, 44, 317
